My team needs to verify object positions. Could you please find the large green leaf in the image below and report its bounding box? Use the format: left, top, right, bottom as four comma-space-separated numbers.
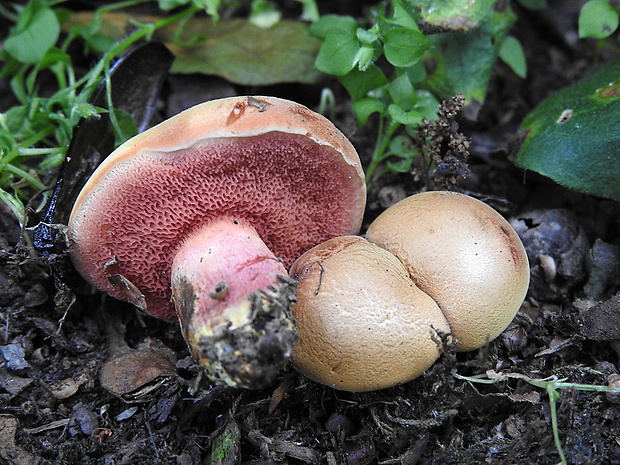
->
66, 12, 323, 86
4, 6, 60, 64
515, 58, 620, 201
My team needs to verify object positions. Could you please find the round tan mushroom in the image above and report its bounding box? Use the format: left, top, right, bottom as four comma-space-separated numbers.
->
366, 191, 529, 351
290, 236, 451, 392
67, 96, 366, 388
290, 191, 529, 391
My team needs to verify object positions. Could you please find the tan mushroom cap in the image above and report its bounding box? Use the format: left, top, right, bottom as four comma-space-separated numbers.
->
68, 96, 366, 321
290, 236, 451, 392
366, 191, 530, 351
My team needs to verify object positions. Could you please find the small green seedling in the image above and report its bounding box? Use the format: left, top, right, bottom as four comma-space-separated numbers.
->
455, 370, 620, 465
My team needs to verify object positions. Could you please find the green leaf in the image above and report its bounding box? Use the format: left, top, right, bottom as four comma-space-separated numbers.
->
515, 58, 620, 201
413, 90, 440, 120
351, 97, 384, 126
249, 0, 282, 29
4, 7, 60, 64
296, 0, 319, 23
415, 0, 496, 31
71, 103, 101, 120
423, 7, 515, 110
353, 45, 377, 71
65, 12, 323, 85
314, 27, 360, 75
0, 188, 25, 226
308, 14, 357, 39
424, 29, 494, 105
387, 157, 413, 172
110, 108, 139, 146
338, 65, 388, 101
356, 27, 380, 46
386, 1, 419, 29
383, 27, 430, 68
170, 18, 323, 84
39, 47, 72, 69
578, 0, 619, 39
387, 103, 424, 126
499, 35, 527, 78
406, 61, 427, 84
388, 74, 417, 109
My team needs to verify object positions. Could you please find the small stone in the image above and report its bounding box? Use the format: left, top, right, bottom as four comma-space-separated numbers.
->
48, 378, 80, 399
0, 368, 33, 396
0, 343, 29, 371
606, 374, 620, 404
72, 404, 99, 436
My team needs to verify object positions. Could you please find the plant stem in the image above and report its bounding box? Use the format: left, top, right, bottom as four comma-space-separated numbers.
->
545, 383, 567, 465
365, 118, 400, 185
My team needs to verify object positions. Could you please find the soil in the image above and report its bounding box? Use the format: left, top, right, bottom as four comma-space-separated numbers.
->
2, 1, 620, 464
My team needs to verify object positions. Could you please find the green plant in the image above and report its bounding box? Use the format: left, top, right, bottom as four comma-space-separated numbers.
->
455, 370, 620, 465
578, 0, 620, 39
309, 0, 520, 184
0, 0, 324, 226
0, 0, 216, 226
515, 57, 620, 201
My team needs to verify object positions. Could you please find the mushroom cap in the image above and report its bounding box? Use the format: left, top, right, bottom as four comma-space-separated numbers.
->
68, 96, 366, 321
290, 236, 451, 392
366, 191, 529, 351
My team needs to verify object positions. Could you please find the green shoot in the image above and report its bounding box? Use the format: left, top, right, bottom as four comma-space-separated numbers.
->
455, 371, 620, 465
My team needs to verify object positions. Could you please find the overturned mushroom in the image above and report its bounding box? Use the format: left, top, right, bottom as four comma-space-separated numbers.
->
291, 191, 529, 391
68, 96, 366, 388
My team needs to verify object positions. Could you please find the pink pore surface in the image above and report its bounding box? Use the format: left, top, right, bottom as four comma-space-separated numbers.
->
70, 132, 363, 321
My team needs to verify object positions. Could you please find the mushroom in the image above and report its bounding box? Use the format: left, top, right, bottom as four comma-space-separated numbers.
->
366, 191, 530, 352
291, 191, 529, 391
67, 96, 366, 389
290, 236, 451, 392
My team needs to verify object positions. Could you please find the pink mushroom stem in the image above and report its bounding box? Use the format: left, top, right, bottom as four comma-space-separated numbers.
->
171, 217, 287, 335
170, 217, 294, 387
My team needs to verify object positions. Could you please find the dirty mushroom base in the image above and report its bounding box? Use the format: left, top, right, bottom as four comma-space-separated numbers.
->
173, 274, 298, 389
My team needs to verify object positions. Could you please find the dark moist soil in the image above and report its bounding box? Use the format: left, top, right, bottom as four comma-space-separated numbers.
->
2, 2, 620, 464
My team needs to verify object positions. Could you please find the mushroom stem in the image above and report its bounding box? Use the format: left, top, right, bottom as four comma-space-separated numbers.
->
171, 217, 297, 389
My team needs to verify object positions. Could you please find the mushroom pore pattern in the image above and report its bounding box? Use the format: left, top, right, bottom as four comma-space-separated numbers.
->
68, 96, 366, 389
69, 132, 361, 320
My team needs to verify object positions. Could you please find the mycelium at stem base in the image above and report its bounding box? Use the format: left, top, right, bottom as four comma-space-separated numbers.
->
171, 217, 297, 389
